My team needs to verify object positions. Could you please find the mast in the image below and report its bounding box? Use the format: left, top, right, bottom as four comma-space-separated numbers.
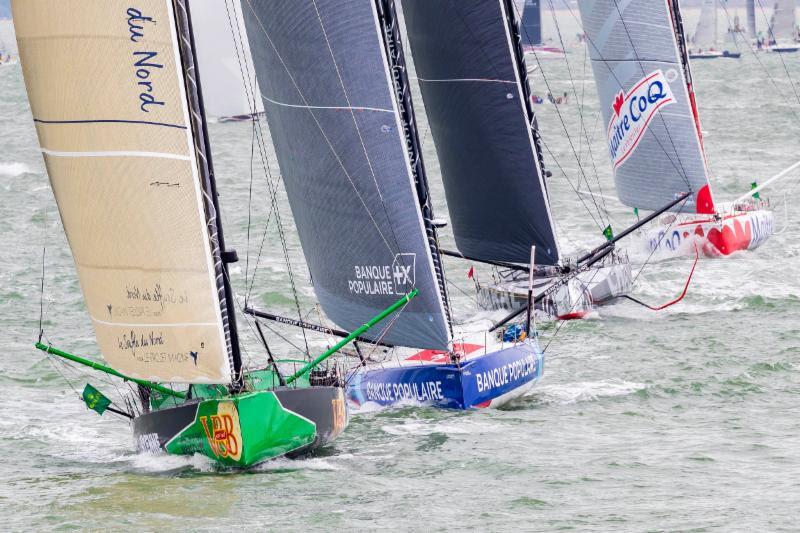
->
173, 0, 243, 385
504, 0, 549, 188
374, 0, 452, 337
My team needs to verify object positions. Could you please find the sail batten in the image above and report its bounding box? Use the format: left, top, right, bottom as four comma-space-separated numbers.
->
14, 0, 233, 383
402, 0, 560, 265
578, 0, 715, 215
242, 0, 450, 350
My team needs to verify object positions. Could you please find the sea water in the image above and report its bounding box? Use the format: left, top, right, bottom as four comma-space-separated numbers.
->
1, 10, 800, 530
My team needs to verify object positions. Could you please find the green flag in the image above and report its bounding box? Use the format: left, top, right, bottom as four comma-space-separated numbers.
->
633, 207, 639, 217
603, 225, 614, 241
751, 181, 760, 200
82, 384, 111, 415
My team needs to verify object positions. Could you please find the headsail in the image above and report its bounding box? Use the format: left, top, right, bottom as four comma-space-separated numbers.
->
577, 0, 715, 214
403, 0, 560, 265
242, 0, 451, 349
521, 0, 542, 47
14, 0, 234, 383
192, 0, 264, 119
769, 0, 797, 41
693, 0, 718, 49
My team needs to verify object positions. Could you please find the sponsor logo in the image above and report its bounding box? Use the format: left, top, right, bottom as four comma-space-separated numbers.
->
474, 354, 538, 394
331, 394, 347, 438
365, 380, 444, 403
199, 402, 242, 460
607, 70, 676, 169
347, 253, 416, 296
126, 7, 165, 113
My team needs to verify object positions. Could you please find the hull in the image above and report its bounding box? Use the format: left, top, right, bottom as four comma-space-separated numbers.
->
766, 45, 800, 53
133, 387, 347, 468
476, 261, 633, 319
688, 50, 740, 59
346, 342, 544, 410
642, 209, 774, 258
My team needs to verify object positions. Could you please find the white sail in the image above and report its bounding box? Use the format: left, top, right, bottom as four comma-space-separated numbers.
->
693, 0, 718, 49
577, 0, 715, 214
769, 0, 797, 41
13, 0, 233, 383
192, 0, 264, 119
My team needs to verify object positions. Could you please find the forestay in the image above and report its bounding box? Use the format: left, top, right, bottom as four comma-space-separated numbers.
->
403, 0, 560, 265
14, 0, 233, 383
577, 0, 716, 214
242, 0, 451, 349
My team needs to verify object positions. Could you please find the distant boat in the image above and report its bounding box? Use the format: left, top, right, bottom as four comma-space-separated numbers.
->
688, 0, 742, 59
240, 0, 566, 410
15, 0, 347, 468
402, 0, 633, 321
520, 0, 565, 58
764, 0, 800, 52
577, 0, 783, 258
191, 0, 265, 120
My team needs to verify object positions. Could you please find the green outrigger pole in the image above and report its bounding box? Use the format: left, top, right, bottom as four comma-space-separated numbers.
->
286, 288, 418, 383
34, 342, 186, 399
34, 289, 418, 393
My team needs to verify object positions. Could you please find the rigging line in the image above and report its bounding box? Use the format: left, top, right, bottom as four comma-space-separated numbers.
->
721, 2, 800, 122
244, 117, 256, 302
540, 137, 604, 230
248, 118, 311, 356
754, 0, 800, 108
611, 0, 693, 191
344, 300, 410, 386
310, 0, 407, 266
543, 0, 609, 218
511, 2, 609, 229
224, 0, 261, 116
446, 277, 481, 308
630, 196, 691, 287
241, 1, 404, 260
541, 257, 607, 354
560, 3, 697, 193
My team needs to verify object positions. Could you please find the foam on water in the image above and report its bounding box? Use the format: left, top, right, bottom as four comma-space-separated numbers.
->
3, 11, 800, 530
0, 161, 30, 177
532, 380, 648, 405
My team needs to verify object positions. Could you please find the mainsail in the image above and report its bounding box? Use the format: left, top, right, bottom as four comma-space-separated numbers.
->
14, 0, 235, 383
242, 0, 451, 349
403, 0, 560, 265
577, 0, 716, 214
769, 0, 797, 41
192, 0, 264, 118
521, 0, 542, 46
693, 0, 718, 49
747, 0, 757, 36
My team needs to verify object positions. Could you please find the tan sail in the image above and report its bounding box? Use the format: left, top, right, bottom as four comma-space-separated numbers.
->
13, 0, 232, 383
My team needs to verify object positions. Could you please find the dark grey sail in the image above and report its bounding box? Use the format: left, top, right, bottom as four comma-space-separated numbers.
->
402, 0, 560, 265
242, 0, 451, 349
521, 0, 542, 46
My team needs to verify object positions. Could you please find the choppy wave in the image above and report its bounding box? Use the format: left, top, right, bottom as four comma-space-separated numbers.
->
531, 379, 647, 405
0, 162, 31, 177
